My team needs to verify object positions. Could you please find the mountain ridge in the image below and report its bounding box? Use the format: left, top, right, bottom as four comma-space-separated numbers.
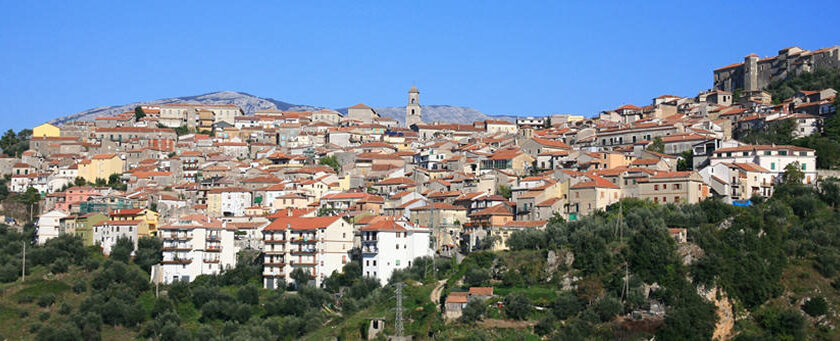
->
50, 91, 518, 125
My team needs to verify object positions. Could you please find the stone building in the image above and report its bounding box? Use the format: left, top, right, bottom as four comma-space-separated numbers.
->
714, 46, 840, 92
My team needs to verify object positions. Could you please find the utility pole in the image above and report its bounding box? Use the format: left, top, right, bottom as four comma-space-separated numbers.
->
395, 282, 404, 337
21, 241, 26, 283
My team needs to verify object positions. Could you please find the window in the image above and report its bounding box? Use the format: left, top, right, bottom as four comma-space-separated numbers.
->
674, 184, 681, 190
771, 162, 775, 170
674, 196, 680, 202
396, 244, 399, 249
802, 163, 806, 170
662, 197, 667, 202
663, 184, 667, 190
600, 191, 604, 198
396, 260, 400, 266
654, 184, 659, 190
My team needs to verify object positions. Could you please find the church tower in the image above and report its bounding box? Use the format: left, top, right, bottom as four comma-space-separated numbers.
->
405, 85, 422, 128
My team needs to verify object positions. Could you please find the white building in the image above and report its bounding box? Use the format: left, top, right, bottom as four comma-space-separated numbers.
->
158, 214, 238, 283
709, 144, 817, 184
262, 216, 353, 289
93, 220, 140, 255
361, 218, 432, 286
36, 210, 69, 245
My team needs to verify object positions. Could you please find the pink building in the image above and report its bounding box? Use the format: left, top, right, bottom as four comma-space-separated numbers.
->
56, 186, 100, 212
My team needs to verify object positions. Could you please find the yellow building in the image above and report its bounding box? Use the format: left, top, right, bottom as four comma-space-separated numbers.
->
33, 123, 60, 137
109, 208, 160, 236
77, 154, 125, 183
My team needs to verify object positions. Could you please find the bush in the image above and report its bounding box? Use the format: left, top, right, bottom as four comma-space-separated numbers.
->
18, 295, 35, 304
51, 258, 69, 274
37, 294, 56, 308
595, 295, 623, 322
803, 297, 828, 317
39, 311, 51, 321
534, 314, 556, 336
72, 280, 86, 294
459, 299, 486, 323
552, 292, 582, 320
19, 310, 29, 318
59, 303, 72, 315
464, 268, 491, 288
237, 283, 260, 305
504, 293, 532, 320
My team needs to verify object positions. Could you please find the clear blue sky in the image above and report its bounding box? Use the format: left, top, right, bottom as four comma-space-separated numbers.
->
1, 1, 838, 130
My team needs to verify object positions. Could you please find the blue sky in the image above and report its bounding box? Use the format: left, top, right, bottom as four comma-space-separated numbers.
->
1, 1, 838, 130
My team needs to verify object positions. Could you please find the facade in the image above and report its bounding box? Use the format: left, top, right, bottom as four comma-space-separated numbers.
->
262, 216, 353, 288
93, 219, 141, 255
77, 154, 125, 183
36, 210, 69, 245
709, 145, 817, 184
361, 218, 432, 285
207, 188, 253, 217
638, 171, 710, 204
33, 123, 61, 138
405, 86, 423, 128
158, 214, 237, 283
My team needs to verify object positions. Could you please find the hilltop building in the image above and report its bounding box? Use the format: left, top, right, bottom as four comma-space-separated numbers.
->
714, 46, 840, 92
406, 85, 423, 128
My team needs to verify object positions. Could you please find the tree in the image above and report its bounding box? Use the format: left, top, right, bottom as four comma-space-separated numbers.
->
464, 268, 491, 287
783, 162, 805, 184
134, 237, 162, 273
290, 268, 311, 288
74, 177, 87, 186
459, 299, 486, 323
595, 295, 622, 322
647, 136, 665, 153
318, 156, 341, 173
503, 293, 532, 320
134, 106, 146, 121
237, 284, 260, 305
677, 150, 693, 171
497, 184, 512, 199
802, 296, 828, 317
110, 236, 134, 263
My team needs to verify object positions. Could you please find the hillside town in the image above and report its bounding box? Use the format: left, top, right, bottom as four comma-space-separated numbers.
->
1, 46, 836, 295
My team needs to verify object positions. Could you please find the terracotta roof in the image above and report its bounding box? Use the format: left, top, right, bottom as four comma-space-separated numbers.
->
264, 216, 341, 231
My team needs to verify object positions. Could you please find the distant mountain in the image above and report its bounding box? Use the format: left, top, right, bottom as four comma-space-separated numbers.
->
340, 105, 515, 125
49, 91, 320, 125
51, 91, 516, 125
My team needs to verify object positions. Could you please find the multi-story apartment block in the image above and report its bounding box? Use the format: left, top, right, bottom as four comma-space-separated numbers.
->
709, 145, 816, 184
262, 216, 353, 289
361, 218, 432, 285
158, 214, 237, 283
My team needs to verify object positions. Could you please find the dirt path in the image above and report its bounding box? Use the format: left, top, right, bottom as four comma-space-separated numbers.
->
429, 279, 447, 310
478, 319, 535, 329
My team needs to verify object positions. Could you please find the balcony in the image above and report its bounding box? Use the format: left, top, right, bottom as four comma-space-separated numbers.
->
289, 261, 317, 266
165, 235, 192, 241
206, 235, 220, 242
362, 246, 379, 254
264, 261, 285, 266
290, 248, 317, 255
206, 247, 222, 252
290, 237, 317, 244
262, 271, 285, 277
161, 259, 192, 264
265, 239, 287, 244
162, 247, 192, 252
203, 259, 220, 264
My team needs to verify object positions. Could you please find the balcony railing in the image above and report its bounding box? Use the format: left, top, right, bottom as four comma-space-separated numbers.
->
162, 259, 192, 264
206, 247, 221, 252
264, 239, 287, 244
203, 259, 220, 264
290, 248, 317, 255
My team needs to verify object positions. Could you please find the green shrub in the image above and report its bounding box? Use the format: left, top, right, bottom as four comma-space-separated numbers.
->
39, 311, 50, 321
803, 297, 828, 317
37, 294, 56, 308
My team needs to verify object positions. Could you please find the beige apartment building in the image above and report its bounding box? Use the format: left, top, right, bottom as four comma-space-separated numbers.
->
638, 171, 710, 204
261, 216, 354, 288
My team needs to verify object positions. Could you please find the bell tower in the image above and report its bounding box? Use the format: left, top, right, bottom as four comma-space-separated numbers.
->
406, 85, 422, 128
